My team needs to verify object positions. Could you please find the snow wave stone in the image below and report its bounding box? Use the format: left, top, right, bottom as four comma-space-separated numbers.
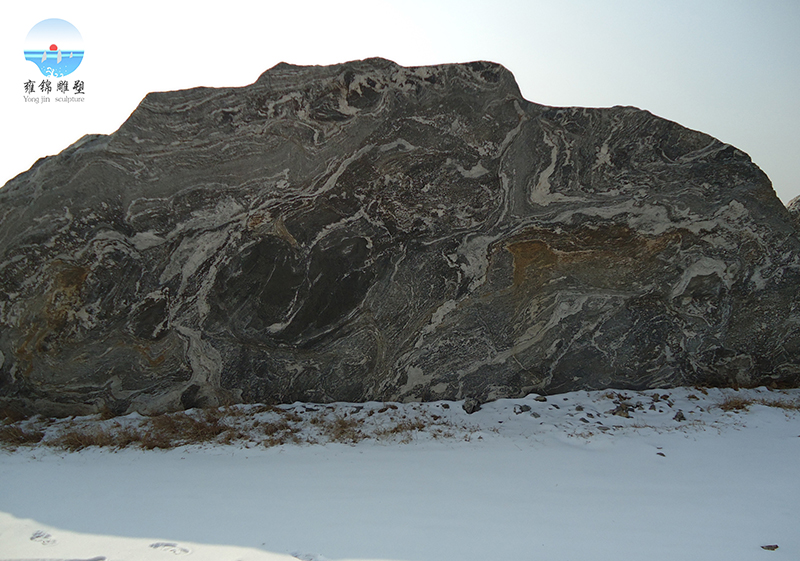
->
1, 58, 799, 416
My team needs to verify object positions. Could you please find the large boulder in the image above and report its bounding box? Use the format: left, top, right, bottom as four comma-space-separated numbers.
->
1, 58, 799, 416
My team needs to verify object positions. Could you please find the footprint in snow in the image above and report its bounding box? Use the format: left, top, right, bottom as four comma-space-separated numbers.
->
30, 529, 56, 545
291, 552, 332, 561
15, 557, 104, 561
149, 541, 192, 555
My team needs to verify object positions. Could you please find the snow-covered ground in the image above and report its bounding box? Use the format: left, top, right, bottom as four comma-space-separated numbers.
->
1, 386, 799, 561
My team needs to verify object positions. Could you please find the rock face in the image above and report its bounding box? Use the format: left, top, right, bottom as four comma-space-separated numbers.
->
1, 58, 799, 416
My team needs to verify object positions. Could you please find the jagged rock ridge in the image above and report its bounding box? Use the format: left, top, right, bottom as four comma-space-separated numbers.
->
1, 58, 799, 416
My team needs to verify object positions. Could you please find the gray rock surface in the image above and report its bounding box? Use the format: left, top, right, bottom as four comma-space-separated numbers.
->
1, 58, 799, 417
787, 195, 800, 228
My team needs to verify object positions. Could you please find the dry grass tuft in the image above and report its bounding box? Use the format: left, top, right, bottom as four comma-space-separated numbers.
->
46, 425, 146, 451
111, 427, 144, 449
260, 417, 301, 447
0, 424, 44, 447
138, 409, 236, 448
48, 427, 116, 452
757, 397, 800, 411
717, 395, 753, 412
323, 414, 364, 444
717, 394, 800, 413
377, 418, 427, 437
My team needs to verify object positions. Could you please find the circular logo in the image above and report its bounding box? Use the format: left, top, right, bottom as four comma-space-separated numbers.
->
24, 19, 84, 77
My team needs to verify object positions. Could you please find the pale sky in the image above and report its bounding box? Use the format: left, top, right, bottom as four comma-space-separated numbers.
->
2, 0, 799, 203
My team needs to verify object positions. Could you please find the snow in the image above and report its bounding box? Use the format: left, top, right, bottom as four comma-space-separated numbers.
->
1, 386, 799, 561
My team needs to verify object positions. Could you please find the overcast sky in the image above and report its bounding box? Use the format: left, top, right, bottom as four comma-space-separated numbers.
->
3, 0, 799, 203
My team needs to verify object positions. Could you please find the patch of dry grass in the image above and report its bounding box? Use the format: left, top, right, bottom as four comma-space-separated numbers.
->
259, 417, 302, 447
47, 424, 151, 451
48, 427, 117, 452
716, 394, 800, 413
757, 397, 800, 411
322, 414, 365, 444
0, 407, 252, 451
1, 402, 472, 452
717, 395, 754, 412
146, 410, 228, 445
0, 424, 44, 448
376, 417, 427, 443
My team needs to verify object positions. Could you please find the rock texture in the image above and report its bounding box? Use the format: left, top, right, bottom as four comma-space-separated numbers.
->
1, 58, 800, 416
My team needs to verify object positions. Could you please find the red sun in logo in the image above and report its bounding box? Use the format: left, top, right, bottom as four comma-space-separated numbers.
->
49, 44, 57, 51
